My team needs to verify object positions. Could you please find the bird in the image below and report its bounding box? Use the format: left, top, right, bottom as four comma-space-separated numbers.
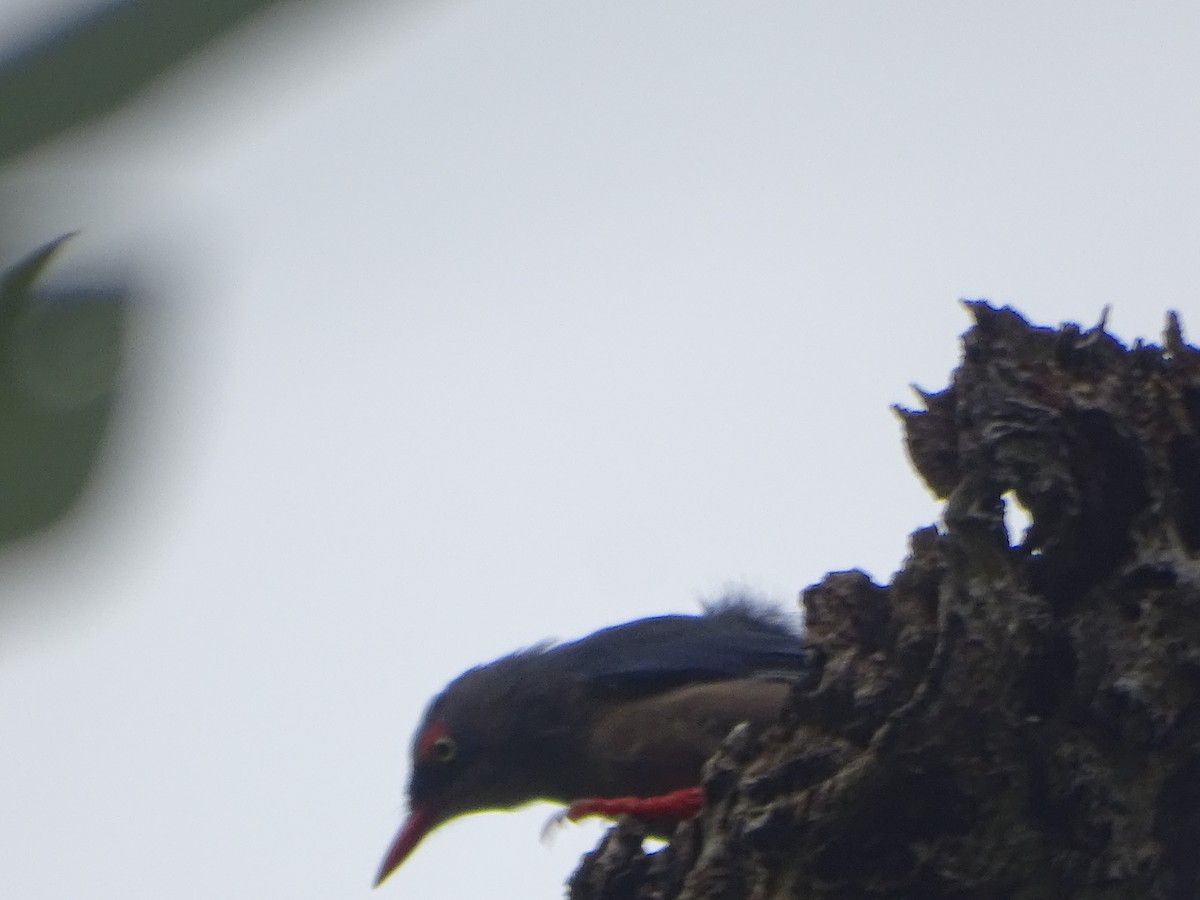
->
373, 599, 809, 888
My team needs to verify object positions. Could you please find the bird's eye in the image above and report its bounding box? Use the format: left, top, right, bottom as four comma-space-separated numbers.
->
429, 735, 457, 763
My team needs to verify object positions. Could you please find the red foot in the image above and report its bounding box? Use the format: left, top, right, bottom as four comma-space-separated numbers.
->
564, 786, 703, 825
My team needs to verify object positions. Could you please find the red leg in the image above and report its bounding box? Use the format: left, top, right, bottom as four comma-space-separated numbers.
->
564, 786, 703, 825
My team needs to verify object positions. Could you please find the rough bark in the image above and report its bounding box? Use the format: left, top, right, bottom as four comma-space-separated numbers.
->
568, 302, 1200, 900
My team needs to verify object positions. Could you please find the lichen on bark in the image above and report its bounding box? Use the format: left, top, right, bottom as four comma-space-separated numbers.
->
568, 303, 1200, 900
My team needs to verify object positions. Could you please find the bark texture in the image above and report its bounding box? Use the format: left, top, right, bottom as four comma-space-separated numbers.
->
568, 303, 1200, 900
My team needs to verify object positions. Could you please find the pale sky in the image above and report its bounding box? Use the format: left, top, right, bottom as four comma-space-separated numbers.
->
1, 3, 1197, 899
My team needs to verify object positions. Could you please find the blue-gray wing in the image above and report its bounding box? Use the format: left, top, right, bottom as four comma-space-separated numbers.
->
546, 601, 809, 695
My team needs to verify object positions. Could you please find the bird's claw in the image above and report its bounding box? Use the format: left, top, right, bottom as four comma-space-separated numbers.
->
540, 808, 571, 844
541, 798, 605, 844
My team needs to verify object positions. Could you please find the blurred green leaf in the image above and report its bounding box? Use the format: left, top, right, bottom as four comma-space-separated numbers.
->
0, 235, 128, 543
0, 0, 317, 165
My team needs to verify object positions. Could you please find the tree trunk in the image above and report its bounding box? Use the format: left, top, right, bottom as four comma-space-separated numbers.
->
569, 302, 1200, 900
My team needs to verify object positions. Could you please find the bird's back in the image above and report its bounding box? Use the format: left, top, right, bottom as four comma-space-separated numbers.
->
546, 599, 808, 696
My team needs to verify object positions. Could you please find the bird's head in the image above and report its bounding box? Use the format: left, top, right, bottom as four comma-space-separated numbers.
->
374, 650, 559, 886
